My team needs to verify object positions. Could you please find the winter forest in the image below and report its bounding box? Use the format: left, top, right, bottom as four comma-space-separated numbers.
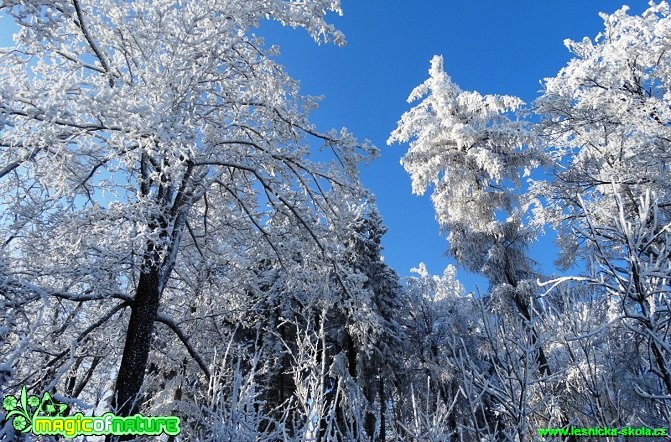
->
1, 0, 671, 440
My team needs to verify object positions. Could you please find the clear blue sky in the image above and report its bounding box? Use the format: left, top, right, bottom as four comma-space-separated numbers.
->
0, 1, 649, 292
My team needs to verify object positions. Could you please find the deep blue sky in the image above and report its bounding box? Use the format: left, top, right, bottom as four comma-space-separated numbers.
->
0, 1, 649, 291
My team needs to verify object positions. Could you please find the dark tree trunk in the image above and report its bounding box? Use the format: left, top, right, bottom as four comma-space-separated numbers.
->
340, 333, 358, 440
512, 295, 551, 376
112, 265, 161, 416
378, 376, 386, 442
346, 333, 357, 379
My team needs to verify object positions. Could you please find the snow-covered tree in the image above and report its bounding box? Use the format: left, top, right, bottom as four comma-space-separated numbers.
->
535, 1, 671, 424
339, 207, 405, 441
399, 263, 471, 439
387, 55, 547, 328
388, 55, 539, 284
388, 53, 553, 381
0, 0, 375, 429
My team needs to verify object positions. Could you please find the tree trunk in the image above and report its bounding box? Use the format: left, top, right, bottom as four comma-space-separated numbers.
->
112, 265, 161, 416
378, 376, 386, 442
